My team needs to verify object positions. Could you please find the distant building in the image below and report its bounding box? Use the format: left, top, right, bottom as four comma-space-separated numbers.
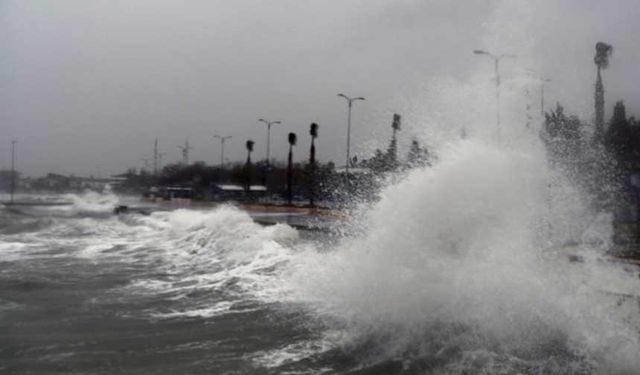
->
144, 186, 193, 201
0, 170, 20, 191
210, 184, 267, 201
36, 173, 69, 190
30, 174, 122, 192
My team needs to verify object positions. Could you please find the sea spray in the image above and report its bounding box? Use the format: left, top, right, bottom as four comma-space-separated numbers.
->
278, 139, 640, 373
113, 207, 301, 311
65, 190, 120, 213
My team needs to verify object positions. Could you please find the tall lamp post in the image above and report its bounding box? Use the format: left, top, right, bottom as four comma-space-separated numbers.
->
337, 93, 365, 192
213, 135, 232, 168
10, 140, 16, 203
526, 70, 551, 118
258, 119, 281, 190
473, 50, 516, 141
258, 119, 281, 167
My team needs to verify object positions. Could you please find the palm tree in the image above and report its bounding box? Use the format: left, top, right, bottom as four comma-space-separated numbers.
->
594, 41, 613, 139
245, 140, 254, 165
309, 123, 319, 207
287, 132, 297, 205
392, 113, 401, 135
245, 140, 254, 192
387, 113, 401, 170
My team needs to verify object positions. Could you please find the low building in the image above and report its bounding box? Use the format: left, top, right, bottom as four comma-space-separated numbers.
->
210, 184, 267, 201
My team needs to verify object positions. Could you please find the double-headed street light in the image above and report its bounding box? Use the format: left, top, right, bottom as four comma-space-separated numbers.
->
258, 119, 281, 191
258, 119, 281, 168
337, 93, 365, 189
473, 50, 516, 141
213, 135, 232, 168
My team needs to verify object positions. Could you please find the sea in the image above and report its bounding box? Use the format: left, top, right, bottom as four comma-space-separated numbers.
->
2, 140, 640, 374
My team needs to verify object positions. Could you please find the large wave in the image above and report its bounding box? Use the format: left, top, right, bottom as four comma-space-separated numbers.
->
274, 139, 640, 373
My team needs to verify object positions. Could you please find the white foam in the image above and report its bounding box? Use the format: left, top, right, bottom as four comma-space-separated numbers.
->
277, 140, 640, 372
60, 191, 120, 215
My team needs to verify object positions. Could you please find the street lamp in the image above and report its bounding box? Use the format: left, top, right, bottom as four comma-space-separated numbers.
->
337, 93, 365, 191
526, 69, 551, 118
258, 119, 281, 192
473, 50, 516, 141
258, 119, 281, 168
213, 135, 232, 168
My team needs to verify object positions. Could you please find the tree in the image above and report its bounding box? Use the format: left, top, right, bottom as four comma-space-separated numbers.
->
605, 101, 634, 157
601, 101, 640, 221
594, 41, 613, 140
406, 139, 431, 168
287, 132, 297, 205
540, 103, 584, 168
539, 102, 621, 212
386, 113, 401, 170
604, 101, 640, 182
308, 123, 319, 206
365, 149, 387, 173
361, 114, 404, 174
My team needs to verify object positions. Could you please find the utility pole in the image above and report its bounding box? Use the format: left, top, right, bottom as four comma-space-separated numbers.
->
10, 140, 16, 203
178, 138, 192, 165
213, 135, 232, 168
337, 93, 365, 193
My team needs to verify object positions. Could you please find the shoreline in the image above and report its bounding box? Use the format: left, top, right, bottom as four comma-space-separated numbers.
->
136, 198, 342, 231
143, 198, 341, 216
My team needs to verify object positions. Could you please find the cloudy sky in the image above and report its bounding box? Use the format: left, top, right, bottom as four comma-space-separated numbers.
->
1, 0, 639, 177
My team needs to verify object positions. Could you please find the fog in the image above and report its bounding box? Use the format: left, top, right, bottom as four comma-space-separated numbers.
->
1, 0, 639, 177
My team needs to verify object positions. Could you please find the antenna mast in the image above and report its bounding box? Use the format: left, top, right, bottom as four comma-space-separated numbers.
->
178, 139, 193, 165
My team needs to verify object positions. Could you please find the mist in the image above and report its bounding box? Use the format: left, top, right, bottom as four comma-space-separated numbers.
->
1, 0, 639, 177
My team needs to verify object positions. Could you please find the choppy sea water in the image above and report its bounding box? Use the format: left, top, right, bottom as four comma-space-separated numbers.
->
0, 198, 326, 374
2, 141, 640, 374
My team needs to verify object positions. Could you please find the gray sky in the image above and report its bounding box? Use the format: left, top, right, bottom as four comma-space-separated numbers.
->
1, 0, 639, 177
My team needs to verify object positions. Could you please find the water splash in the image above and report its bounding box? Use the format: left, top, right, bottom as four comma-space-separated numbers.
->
61, 190, 120, 214
277, 139, 640, 373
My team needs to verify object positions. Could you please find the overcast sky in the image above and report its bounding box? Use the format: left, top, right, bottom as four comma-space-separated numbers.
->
1, 0, 639, 177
